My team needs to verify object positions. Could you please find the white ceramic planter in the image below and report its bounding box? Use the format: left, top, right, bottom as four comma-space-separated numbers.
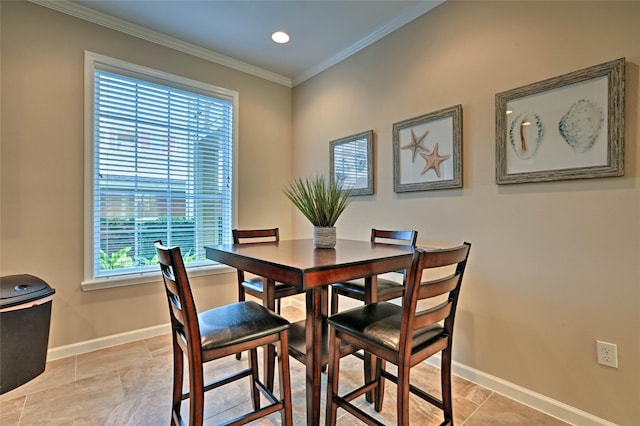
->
313, 226, 336, 249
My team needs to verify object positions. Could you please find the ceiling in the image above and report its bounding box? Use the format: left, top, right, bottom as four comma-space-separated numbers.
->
35, 0, 443, 86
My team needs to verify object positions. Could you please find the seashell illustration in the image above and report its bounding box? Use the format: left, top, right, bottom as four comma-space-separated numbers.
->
509, 111, 544, 160
558, 100, 603, 153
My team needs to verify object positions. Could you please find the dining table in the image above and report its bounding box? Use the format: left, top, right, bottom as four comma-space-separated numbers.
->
205, 238, 414, 426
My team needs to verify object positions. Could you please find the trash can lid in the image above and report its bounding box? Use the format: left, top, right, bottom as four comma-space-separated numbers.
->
0, 274, 56, 309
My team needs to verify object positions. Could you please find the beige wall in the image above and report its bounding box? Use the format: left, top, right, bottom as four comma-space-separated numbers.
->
0, 2, 292, 347
292, 1, 639, 424
2, 0, 639, 423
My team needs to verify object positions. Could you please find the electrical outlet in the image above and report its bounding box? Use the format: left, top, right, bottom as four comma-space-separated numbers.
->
596, 341, 618, 368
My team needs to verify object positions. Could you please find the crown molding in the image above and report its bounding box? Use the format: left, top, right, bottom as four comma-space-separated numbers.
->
292, 0, 444, 86
28, 0, 293, 88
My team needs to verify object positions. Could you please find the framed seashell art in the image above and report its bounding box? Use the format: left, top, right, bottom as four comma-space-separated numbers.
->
393, 104, 462, 192
495, 58, 624, 184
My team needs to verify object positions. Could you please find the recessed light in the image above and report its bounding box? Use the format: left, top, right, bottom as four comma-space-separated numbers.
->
271, 31, 290, 44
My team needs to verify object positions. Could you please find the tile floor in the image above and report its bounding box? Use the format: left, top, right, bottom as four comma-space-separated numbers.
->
1, 307, 569, 425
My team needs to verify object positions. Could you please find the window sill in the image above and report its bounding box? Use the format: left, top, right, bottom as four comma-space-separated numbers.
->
81, 263, 235, 291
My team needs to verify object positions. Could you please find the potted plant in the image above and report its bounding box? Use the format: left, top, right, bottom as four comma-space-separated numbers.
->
283, 175, 353, 248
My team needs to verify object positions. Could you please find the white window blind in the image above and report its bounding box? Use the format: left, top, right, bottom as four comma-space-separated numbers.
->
333, 138, 368, 189
86, 53, 236, 283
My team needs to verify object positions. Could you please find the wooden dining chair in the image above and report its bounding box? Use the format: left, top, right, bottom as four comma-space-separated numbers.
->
329, 228, 418, 402
154, 241, 293, 426
326, 243, 471, 426
233, 228, 304, 315
232, 227, 305, 391
330, 228, 418, 315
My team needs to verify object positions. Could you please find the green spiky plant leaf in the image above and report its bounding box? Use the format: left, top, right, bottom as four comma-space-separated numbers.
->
283, 175, 353, 227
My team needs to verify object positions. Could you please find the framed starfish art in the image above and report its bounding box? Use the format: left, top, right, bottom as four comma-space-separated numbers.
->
393, 105, 462, 192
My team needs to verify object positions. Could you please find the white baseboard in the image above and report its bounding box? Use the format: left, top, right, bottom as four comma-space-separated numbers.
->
49, 305, 615, 426
424, 357, 616, 426
46, 322, 170, 361
283, 297, 615, 426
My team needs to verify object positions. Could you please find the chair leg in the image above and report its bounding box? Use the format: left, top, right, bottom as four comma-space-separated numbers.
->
236, 285, 246, 360
374, 357, 386, 412
325, 329, 340, 426
396, 363, 411, 426
330, 288, 339, 315
171, 341, 184, 425
441, 348, 453, 424
188, 354, 205, 426
277, 333, 293, 426
249, 348, 261, 411
364, 352, 375, 403
264, 343, 276, 391
263, 281, 277, 391
364, 280, 377, 403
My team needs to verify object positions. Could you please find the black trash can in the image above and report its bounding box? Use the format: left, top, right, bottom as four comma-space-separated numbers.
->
0, 274, 55, 394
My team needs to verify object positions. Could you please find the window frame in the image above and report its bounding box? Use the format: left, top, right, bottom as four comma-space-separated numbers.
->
83, 51, 238, 290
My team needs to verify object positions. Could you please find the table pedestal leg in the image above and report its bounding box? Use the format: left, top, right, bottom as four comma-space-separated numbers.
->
305, 287, 326, 426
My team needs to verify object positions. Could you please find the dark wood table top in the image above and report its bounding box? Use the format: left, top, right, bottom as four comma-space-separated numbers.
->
205, 238, 415, 289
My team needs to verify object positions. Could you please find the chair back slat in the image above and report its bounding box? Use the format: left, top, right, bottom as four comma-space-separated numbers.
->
398, 243, 471, 357
233, 228, 279, 243
417, 273, 460, 299
414, 301, 453, 330
164, 278, 180, 301
171, 298, 185, 326
424, 246, 469, 268
371, 229, 418, 247
154, 240, 203, 366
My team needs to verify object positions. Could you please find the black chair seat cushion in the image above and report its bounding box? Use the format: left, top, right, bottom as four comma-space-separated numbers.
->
242, 277, 302, 296
328, 302, 445, 353
198, 300, 290, 351
331, 277, 404, 299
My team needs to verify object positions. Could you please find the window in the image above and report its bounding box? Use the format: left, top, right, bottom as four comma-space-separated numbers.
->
84, 52, 237, 289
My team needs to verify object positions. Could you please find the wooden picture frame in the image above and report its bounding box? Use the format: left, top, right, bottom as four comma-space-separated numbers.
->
393, 105, 462, 192
495, 58, 625, 184
330, 130, 374, 196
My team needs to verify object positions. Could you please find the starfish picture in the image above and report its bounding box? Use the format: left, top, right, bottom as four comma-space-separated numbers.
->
401, 129, 429, 162
419, 143, 451, 178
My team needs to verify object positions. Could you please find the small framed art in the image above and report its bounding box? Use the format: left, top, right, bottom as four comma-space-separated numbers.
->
393, 105, 462, 192
330, 130, 374, 196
